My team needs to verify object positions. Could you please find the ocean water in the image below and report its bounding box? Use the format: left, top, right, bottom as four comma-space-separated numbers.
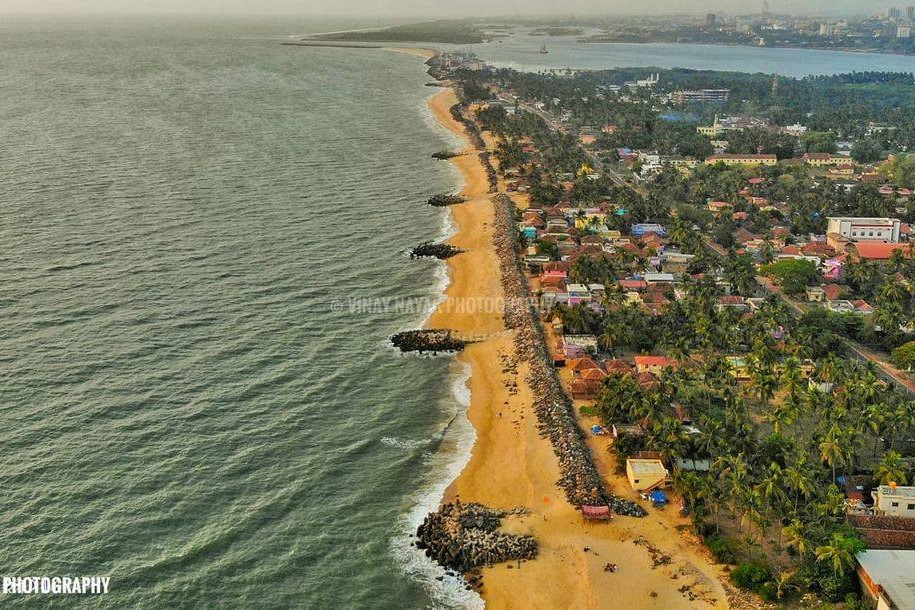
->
0, 16, 478, 608
464, 30, 915, 77
5, 15, 907, 610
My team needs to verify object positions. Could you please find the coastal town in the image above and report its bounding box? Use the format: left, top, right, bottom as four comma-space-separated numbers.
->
580, 5, 915, 55
407, 49, 915, 609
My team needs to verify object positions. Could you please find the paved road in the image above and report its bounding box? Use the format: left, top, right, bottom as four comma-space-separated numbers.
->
756, 276, 915, 397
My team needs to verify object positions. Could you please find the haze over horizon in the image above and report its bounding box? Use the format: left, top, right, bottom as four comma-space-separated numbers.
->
0, 0, 906, 18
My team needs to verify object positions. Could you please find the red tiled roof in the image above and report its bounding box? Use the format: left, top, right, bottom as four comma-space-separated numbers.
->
604, 359, 633, 373
852, 242, 909, 261
635, 356, 672, 367
619, 279, 648, 291
568, 357, 602, 372
580, 368, 608, 382
823, 284, 844, 301
635, 371, 660, 389
719, 295, 745, 305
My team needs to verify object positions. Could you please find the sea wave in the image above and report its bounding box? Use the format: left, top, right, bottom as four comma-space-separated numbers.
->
389, 359, 483, 609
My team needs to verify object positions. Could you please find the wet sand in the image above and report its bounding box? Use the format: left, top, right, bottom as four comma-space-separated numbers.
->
426, 87, 733, 609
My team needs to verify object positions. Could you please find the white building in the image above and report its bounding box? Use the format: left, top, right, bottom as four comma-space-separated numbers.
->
872, 484, 915, 518
857, 550, 915, 610
826, 217, 902, 243
784, 123, 808, 136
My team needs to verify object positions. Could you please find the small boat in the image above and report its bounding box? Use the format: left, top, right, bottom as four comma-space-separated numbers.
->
539, 44, 548, 54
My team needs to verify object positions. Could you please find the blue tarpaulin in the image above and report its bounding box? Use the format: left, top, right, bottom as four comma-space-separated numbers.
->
649, 490, 668, 505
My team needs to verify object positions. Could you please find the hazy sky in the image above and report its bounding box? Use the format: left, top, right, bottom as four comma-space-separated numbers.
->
0, 0, 901, 17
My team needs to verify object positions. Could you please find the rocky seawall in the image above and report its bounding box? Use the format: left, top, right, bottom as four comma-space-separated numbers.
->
490, 193, 647, 517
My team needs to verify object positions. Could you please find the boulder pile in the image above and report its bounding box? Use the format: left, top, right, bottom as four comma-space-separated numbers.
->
391, 329, 468, 354
479, 151, 498, 193
428, 193, 467, 207
449, 103, 486, 151
410, 242, 464, 260
489, 193, 647, 517
432, 150, 463, 160
415, 501, 538, 572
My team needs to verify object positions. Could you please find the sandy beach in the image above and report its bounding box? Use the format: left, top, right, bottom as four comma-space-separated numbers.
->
426, 86, 734, 609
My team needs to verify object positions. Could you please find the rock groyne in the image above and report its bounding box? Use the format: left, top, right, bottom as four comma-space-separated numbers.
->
391, 329, 468, 354
416, 501, 538, 572
410, 242, 465, 260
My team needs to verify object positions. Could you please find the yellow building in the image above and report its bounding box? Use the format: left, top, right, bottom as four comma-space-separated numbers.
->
626, 459, 669, 491
705, 154, 778, 166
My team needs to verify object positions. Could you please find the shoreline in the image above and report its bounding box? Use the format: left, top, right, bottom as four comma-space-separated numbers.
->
424, 82, 735, 608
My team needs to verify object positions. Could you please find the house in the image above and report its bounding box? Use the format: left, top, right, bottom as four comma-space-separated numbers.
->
851, 242, 909, 261
570, 368, 608, 398
726, 356, 752, 381
567, 357, 603, 373
717, 295, 749, 311
634, 355, 676, 375
562, 335, 598, 359
631, 223, 667, 238
856, 549, 915, 610
805, 286, 826, 302
823, 283, 845, 301
705, 154, 778, 167
674, 458, 712, 472
626, 459, 669, 491
632, 370, 659, 390
802, 152, 846, 167
707, 200, 733, 216
827, 217, 902, 243
567, 283, 592, 305
823, 259, 845, 282
873, 484, 915, 518
644, 272, 675, 284
604, 359, 633, 374
619, 279, 648, 292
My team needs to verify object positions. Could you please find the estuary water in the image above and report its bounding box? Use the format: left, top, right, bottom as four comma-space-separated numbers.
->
466, 30, 915, 77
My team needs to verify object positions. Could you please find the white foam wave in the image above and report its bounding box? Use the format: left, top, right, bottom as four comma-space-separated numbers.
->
380, 436, 432, 451
390, 359, 483, 609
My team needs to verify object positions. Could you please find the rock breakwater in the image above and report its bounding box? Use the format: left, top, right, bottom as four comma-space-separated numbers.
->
428, 193, 467, 207
391, 329, 468, 354
410, 242, 465, 260
415, 501, 538, 572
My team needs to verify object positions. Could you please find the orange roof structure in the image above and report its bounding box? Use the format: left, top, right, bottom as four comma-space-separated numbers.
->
852, 242, 909, 261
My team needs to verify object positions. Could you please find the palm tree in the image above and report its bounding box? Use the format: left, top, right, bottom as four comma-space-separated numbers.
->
780, 357, 804, 401
815, 532, 865, 578
773, 570, 798, 601
749, 363, 779, 409
819, 425, 847, 483
784, 462, 815, 513
874, 450, 908, 485
781, 520, 811, 556
862, 403, 887, 458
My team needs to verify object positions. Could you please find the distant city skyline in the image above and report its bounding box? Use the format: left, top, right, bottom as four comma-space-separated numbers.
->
0, 0, 914, 18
